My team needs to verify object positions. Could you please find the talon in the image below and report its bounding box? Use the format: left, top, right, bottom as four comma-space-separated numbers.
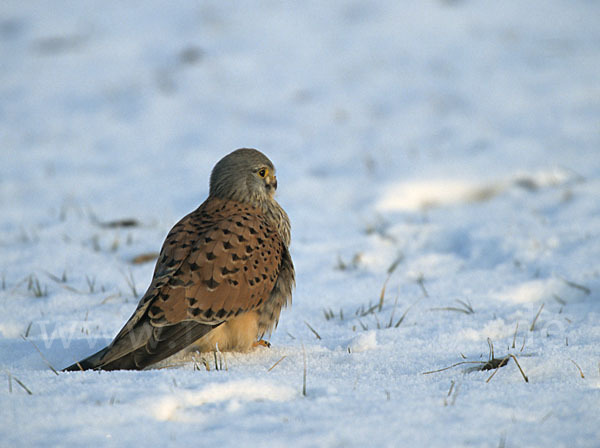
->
253, 340, 271, 348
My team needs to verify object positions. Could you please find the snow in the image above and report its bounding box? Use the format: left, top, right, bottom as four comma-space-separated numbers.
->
152, 379, 297, 422
1, 0, 599, 446
348, 331, 377, 353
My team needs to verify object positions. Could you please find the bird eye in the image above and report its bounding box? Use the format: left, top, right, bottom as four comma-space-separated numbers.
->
258, 168, 269, 178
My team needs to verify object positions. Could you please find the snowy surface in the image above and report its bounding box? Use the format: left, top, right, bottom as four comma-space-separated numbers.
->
1, 1, 599, 446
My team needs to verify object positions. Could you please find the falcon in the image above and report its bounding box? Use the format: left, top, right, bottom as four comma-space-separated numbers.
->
64, 148, 294, 371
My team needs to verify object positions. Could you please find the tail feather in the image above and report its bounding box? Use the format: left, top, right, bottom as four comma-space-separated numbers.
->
62, 321, 214, 371
63, 346, 111, 372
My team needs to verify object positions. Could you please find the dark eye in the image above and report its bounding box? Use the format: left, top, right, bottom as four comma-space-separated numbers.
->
258, 168, 268, 178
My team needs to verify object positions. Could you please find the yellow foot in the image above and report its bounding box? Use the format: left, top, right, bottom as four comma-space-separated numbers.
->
253, 340, 271, 348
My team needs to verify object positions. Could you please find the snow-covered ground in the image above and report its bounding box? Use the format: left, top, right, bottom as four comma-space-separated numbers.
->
1, 1, 599, 446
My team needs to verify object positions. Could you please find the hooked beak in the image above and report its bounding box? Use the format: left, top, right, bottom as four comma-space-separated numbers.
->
265, 174, 277, 195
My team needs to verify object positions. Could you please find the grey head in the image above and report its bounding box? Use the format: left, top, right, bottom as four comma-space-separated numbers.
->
209, 148, 278, 206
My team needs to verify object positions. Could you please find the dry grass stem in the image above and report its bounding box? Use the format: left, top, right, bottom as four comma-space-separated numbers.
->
10, 275, 32, 295
335, 253, 362, 271
123, 269, 138, 298
559, 277, 591, 295
24, 321, 33, 338
131, 252, 159, 264
431, 299, 474, 315
44, 269, 82, 293
508, 355, 529, 382
190, 353, 210, 371
395, 297, 421, 328
570, 359, 585, 379
99, 218, 140, 228
304, 321, 322, 340
416, 274, 429, 298
13, 375, 33, 395
387, 255, 403, 275
60, 284, 83, 294
512, 323, 519, 349
22, 336, 59, 375
323, 307, 344, 321
378, 275, 389, 312
378, 256, 403, 312
100, 293, 121, 304
387, 296, 399, 328
498, 433, 507, 448
485, 358, 510, 383
86, 275, 96, 293
373, 313, 381, 329
487, 338, 495, 360
530, 303, 545, 331
356, 302, 379, 317
486, 354, 528, 383
27, 274, 48, 298
444, 381, 460, 406
267, 355, 287, 372
422, 361, 485, 375
450, 382, 461, 406
156, 363, 180, 370
211, 346, 227, 371
5, 371, 32, 395
43, 270, 67, 284
447, 380, 455, 397
213, 350, 219, 371
302, 344, 307, 397
456, 299, 474, 313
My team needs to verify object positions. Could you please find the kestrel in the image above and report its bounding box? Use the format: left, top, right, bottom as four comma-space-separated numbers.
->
64, 148, 294, 371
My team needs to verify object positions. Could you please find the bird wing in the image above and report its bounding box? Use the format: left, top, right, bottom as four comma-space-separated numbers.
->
86, 197, 283, 370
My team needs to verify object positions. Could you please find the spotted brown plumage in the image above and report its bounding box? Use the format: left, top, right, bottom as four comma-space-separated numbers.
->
146, 198, 283, 325
64, 148, 294, 371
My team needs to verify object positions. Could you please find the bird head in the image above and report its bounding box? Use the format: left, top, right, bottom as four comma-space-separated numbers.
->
209, 148, 278, 205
